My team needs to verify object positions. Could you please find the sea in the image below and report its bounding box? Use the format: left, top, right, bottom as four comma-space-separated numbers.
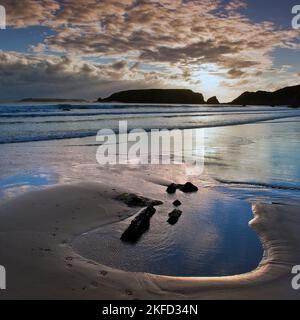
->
1, 102, 300, 276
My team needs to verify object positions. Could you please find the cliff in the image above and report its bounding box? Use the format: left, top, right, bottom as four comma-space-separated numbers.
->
98, 89, 206, 104
231, 85, 300, 106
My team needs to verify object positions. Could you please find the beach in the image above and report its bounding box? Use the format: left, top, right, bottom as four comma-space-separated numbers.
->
2, 0, 300, 303
0, 179, 299, 299
0, 104, 300, 299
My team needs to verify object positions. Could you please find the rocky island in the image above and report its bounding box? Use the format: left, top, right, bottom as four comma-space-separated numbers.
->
231, 85, 300, 106
98, 89, 206, 104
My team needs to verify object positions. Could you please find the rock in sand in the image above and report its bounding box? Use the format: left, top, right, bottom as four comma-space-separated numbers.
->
121, 206, 156, 243
173, 200, 182, 207
167, 209, 183, 225
116, 193, 163, 207
179, 182, 198, 193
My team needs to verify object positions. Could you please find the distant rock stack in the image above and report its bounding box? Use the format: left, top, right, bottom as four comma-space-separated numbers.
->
98, 89, 206, 104
207, 96, 219, 104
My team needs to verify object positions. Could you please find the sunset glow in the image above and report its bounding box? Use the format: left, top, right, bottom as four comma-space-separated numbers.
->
0, 0, 299, 101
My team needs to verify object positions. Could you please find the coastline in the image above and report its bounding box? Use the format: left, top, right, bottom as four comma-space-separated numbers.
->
2, 0, 300, 304
0, 180, 299, 300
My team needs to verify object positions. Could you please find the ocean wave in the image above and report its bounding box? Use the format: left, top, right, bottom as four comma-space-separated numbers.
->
0, 104, 133, 113
0, 103, 288, 113
0, 105, 292, 118
1, 112, 300, 144
0, 110, 290, 125
215, 178, 300, 191
0, 130, 99, 144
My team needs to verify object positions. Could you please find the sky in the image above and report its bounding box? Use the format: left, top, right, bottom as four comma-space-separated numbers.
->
0, 0, 300, 102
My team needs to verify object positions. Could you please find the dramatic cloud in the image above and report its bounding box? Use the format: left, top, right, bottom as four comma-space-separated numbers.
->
1, 0, 300, 101
0, 51, 182, 100
3, 0, 59, 28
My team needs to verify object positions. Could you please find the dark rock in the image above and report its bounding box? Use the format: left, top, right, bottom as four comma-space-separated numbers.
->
166, 183, 178, 194
173, 200, 182, 207
167, 182, 198, 193
168, 216, 179, 225
98, 89, 205, 104
231, 85, 300, 106
121, 206, 156, 243
59, 104, 72, 111
167, 209, 182, 225
179, 182, 198, 193
207, 96, 219, 104
168, 209, 182, 218
168, 214, 181, 223
116, 193, 163, 207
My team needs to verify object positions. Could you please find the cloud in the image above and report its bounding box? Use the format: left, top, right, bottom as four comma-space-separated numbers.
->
225, 0, 248, 11
0, 51, 180, 100
3, 0, 59, 28
111, 60, 128, 71
2, 0, 300, 101
39, 1, 298, 70
227, 68, 246, 78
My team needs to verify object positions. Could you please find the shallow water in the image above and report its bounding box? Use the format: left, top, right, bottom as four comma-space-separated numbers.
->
73, 189, 262, 277
0, 103, 299, 276
204, 117, 300, 203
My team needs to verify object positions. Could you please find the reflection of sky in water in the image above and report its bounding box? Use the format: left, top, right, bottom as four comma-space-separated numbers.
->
1, 117, 300, 204
0, 173, 52, 188
0, 172, 55, 201
203, 118, 300, 203
73, 190, 263, 277
1, 116, 299, 276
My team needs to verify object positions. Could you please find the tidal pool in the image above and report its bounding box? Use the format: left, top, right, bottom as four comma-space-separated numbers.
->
73, 190, 263, 277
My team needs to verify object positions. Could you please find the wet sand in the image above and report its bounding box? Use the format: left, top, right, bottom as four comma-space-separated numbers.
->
0, 179, 299, 300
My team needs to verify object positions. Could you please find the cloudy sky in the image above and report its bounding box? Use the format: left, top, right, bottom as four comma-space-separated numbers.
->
0, 0, 300, 102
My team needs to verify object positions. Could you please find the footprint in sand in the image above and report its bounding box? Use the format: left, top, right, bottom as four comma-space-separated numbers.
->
39, 248, 52, 252
90, 281, 99, 288
125, 289, 133, 296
